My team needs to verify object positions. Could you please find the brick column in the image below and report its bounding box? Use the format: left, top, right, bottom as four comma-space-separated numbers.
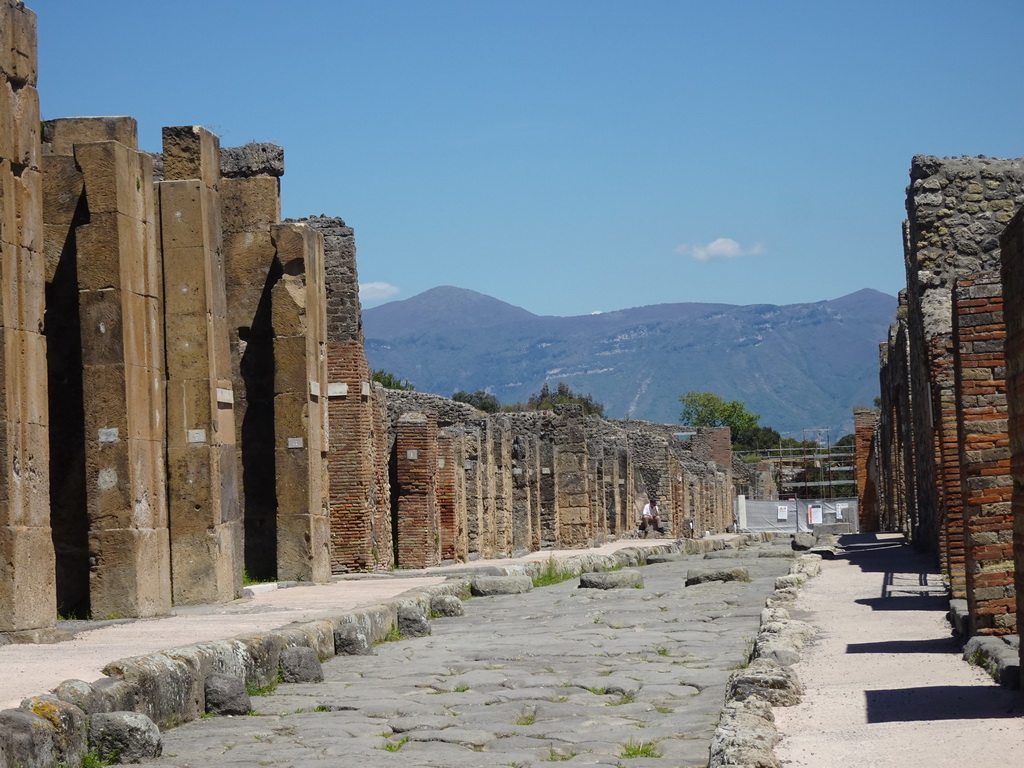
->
854, 408, 880, 532
998, 210, 1024, 649
159, 126, 241, 604
394, 412, 440, 568
953, 272, 1013, 634
0, 0, 58, 638
436, 431, 458, 562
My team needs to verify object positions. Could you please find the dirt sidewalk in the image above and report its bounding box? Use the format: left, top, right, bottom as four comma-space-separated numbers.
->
774, 532, 1024, 767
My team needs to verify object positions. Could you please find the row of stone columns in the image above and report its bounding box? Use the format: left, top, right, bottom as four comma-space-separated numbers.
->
377, 394, 735, 568
862, 154, 1023, 641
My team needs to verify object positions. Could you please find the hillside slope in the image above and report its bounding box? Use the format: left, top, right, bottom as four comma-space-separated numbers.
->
363, 286, 895, 436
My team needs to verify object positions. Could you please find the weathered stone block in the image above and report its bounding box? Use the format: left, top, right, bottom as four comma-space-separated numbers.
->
0, 525, 56, 631
397, 604, 431, 637
220, 143, 284, 178
220, 176, 279, 235
162, 126, 220, 189
89, 711, 162, 763
42, 116, 138, 156
204, 673, 250, 716
578, 569, 643, 589
685, 567, 750, 586
279, 646, 323, 683
470, 575, 533, 595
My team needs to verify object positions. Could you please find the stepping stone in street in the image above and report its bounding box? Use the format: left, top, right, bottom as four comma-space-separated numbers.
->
578, 570, 644, 590
470, 575, 534, 595
685, 567, 750, 586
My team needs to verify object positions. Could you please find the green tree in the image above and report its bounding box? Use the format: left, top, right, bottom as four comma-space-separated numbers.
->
371, 368, 415, 391
679, 391, 759, 432
452, 389, 501, 413
521, 382, 605, 417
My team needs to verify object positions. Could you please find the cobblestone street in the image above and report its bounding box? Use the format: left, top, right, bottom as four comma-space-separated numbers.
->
133, 544, 792, 767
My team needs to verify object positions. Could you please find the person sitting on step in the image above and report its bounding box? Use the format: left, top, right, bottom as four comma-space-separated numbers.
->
640, 497, 665, 537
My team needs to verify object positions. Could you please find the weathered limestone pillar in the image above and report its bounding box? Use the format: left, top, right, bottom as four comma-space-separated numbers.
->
510, 430, 537, 553
0, 0, 58, 638
298, 216, 392, 572
552, 414, 592, 548
393, 412, 440, 568
41, 115, 170, 619
462, 425, 484, 556
490, 416, 513, 557
271, 222, 330, 582
159, 126, 240, 604
952, 272, 1013, 635
220, 144, 282, 579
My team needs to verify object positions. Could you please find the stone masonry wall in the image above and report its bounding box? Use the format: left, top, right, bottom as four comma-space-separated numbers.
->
904, 155, 1024, 594
953, 271, 1013, 634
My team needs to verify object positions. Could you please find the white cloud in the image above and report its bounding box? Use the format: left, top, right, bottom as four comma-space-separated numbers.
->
676, 238, 765, 262
359, 282, 400, 302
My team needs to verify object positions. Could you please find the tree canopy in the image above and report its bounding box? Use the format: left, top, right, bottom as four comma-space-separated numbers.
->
505, 382, 605, 416
371, 368, 415, 391
679, 391, 759, 432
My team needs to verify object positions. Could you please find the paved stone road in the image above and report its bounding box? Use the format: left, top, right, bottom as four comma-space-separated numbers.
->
134, 543, 793, 767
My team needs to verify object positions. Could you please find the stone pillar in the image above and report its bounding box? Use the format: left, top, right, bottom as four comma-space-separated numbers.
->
393, 412, 440, 568
43, 116, 170, 619
0, 0, 58, 639
462, 426, 484, 557
220, 144, 282, 580
953, 271, 1013, 635
490, 416, 512, 557
159, 126, 240, 604
553, 415, 592, 548
271, 222, 330, 583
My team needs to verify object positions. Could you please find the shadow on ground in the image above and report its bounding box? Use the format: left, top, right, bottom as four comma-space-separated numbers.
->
865, 686, 1023, 722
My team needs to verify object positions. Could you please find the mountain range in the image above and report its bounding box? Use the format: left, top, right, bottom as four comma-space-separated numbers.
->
362, 286, 897, 437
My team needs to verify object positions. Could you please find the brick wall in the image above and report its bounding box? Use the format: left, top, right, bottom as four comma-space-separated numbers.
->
953, 271, 1013, 634
854, 408, 880, 531
394, 412, 440, 568
999, 210, 1024, 647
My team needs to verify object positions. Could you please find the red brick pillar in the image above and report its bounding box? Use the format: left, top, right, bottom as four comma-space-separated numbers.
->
854, 408, 880, 532
953, 272, 1013, 634
999, 210, 1024, 650
436, 431, 457, 563
394, 412, 440, 568
930, 333, 966, 597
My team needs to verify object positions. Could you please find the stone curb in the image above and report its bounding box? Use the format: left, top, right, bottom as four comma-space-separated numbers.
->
0, 538, 723, 768
709, 552, 822, 768
962, 634, 1021, 689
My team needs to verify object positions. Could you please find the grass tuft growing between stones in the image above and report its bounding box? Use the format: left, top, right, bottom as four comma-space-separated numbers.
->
532, 558, 576, 588
620, 739, 662, 758
82, 749, 118, 768
381, 736, 410, 752
544, 745, 578, 761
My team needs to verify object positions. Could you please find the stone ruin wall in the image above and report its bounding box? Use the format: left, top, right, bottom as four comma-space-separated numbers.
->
378, 394, 736, 567
900, 155, 1024, 598
869, 155, 1024, 642
0, 0, 738, 639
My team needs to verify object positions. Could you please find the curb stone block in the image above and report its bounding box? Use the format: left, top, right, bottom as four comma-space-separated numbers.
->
89, 711, 162, 764
204, 673, 250, 716
728, 658, 803, 706
19, 695, 87, 767
334, 624, 374, 655
430, 594, 464, 617
279, 646, 323, 683
398, 604, 431, 637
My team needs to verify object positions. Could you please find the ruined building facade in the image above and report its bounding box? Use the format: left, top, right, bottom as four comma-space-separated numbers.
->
0, 1, 736, 641
860, 155, 1024, 641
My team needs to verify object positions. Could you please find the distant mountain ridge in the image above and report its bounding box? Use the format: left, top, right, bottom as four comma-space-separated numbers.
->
362, 286, 896, 436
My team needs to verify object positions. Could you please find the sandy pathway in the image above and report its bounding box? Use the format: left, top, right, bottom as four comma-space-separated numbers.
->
774, 533, 1024, 767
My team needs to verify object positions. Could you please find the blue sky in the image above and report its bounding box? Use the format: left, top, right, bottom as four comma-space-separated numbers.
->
34, 1, 1024, 317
